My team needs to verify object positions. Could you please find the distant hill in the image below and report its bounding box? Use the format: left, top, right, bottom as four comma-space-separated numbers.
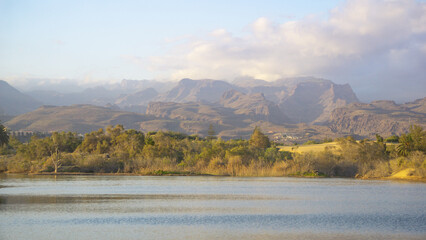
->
328, 98, 426, 138
239, 77, 359, 124
5, 78, 423, 142
5, 103, 339, 142
26, 87, 117, 106
153, 77, 358, 124
17, 77, 360, 124
403, 97, 426, 114
279, 80, 359, 124
219, 90, 288, 124
115, 88, 158, 113
146, 101, 247, 126
5, 105, 155, 133
0, 80, 42, 116
25, 79, 174, 107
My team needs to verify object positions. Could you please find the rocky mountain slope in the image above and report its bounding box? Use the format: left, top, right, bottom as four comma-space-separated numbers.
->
328, 98, 426, 138
280, 81, 358, 124
403, 97, 426, 114
11, 77, 360, 125
5, 103, 338, 142
4, 78, 423, 141
239, 77, 359, 124
146, 101, 247, 127
219, 90, 288, 124
154, 77, 359, 124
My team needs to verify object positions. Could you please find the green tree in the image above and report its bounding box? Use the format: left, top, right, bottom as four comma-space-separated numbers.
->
77, 128, 110, 154
409, 125, 426, 152
249, 126, 270, 149
396, 134, 413, 157
375, 134, 384, 143
49, 132, 82, 173
111, 129, 145, 158
385, 135, 399, 143
396, 125, 426, 156
0, 123, 9, 147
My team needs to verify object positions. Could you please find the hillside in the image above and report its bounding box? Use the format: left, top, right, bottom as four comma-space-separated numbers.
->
403, 97, 426, 114
115, 88, 158, 113
13, 78, 360, 124
0, 80, 42, 115
219, 90, 288, 124
3, 78, 424, 141
5, 105, 155, 133
154, 77, 359, 124
276, 79, 358, 124
5, 103, 338, 142
237, 77, 359, 124
145, 101, 249, 129
328, 99, 426, 138
115, 88, 158, 106
143, 101, 338, 140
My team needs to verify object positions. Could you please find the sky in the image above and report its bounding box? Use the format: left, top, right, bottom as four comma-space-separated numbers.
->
0, 0, 425, 102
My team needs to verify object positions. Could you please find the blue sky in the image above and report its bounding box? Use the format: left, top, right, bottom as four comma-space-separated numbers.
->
0, 0, 343, 80
1, 0, 425, 102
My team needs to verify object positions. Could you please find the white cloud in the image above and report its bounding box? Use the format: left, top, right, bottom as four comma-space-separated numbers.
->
149, 0, 426, 101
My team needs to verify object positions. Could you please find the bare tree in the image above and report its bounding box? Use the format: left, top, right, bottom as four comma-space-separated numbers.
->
50, 147, 61, 173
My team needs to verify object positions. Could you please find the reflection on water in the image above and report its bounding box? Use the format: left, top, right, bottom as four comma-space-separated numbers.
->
0, 175, 425, 240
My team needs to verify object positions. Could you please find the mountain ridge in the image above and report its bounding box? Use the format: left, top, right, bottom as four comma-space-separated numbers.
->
2, 78, 424, 142
0, 80, 42, 116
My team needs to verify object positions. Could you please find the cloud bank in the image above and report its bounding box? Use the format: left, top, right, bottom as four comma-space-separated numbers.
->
150, 0, 426, 102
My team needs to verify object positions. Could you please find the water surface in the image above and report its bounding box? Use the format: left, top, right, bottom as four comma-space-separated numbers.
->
1, 175, 425, 239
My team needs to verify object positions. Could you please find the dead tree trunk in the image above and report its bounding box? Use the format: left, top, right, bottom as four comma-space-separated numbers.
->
52, 147, 61, 174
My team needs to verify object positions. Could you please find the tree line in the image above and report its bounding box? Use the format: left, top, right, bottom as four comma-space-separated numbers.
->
0, 123, 425, 178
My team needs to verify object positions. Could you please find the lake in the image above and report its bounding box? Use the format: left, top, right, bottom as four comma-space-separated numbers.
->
0, 175, 425, 240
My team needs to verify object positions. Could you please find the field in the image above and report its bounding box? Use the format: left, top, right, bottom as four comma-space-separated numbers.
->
279, 142, 341, 153
279, 141, 399, 154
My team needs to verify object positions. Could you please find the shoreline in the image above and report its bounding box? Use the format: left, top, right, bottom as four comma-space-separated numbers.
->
1, 172, 425, 182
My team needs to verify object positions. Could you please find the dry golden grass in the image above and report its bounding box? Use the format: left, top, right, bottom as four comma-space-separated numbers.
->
279, 142, 341, 153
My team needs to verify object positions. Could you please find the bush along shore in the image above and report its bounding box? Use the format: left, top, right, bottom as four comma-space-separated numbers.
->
0, 124, 425, 180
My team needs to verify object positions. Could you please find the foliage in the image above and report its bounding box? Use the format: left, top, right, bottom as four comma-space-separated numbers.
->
396, 125, 426, 156
1, 125, 424, 179
77, 125, 144, 157
385, 135, 399, 143
0, 123, 9, 147
249, 126, 270, 149
303, 140, 319, 145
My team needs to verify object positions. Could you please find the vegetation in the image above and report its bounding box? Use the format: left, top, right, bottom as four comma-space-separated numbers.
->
0, 122, 8, 147
0, 124, 425, 179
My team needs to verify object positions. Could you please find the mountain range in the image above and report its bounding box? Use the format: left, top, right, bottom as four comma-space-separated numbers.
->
1, 78, 425, 142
